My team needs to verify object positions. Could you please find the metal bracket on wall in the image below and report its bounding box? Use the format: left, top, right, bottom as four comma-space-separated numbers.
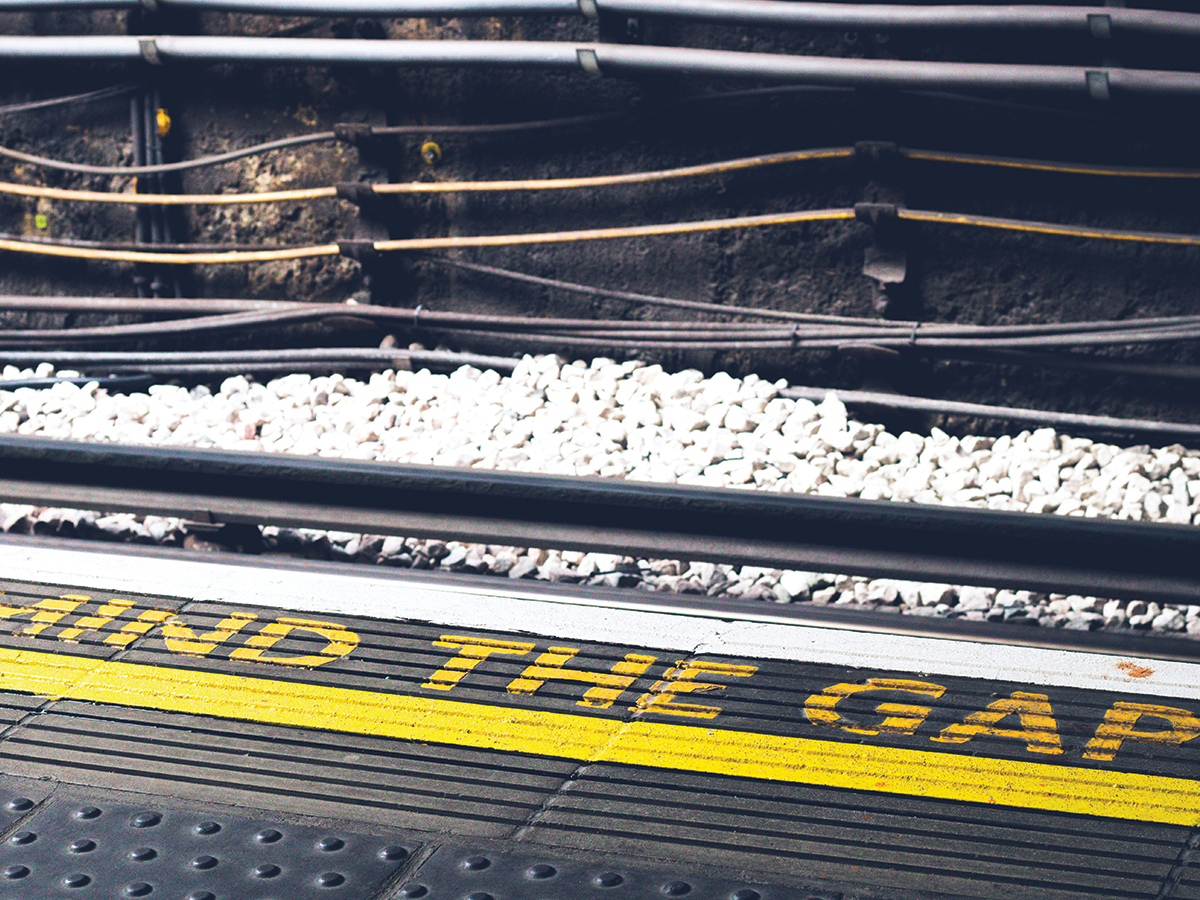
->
1087, 14, 1113, 40
333, 122, 377, 147
598, 13, 644, 43
335, 182, 380, 209
852, 144, 910, 316
854, 201, 908, 317
583, 0, 642, 44
337, 240, 378, 264
1086, 71, 1112, 101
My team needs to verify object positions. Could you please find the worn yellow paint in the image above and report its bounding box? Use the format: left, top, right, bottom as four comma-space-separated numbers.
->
1, 646, 1198, 826
507, 649, 657, 710
162, 612, 259, 657
933, 691, 1064, 755
804, 678, 947, 736
229, 617, 360, 667
1084, 702, 1200, 762
56, 599, 136, 643
0, 596, 89, 636
422, 636, 535, 690
633, 661, 759, 719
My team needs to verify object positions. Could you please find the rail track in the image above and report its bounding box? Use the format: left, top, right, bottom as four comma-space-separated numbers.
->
1, 432, 1199, 604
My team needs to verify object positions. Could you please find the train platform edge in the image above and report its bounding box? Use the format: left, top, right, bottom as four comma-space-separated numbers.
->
0, 539, 1198, 900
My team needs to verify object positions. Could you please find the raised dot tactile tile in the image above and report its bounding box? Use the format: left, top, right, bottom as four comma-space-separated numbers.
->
0, 780, 55, 832
392, 844, 833, 900
0, 797, 418, 899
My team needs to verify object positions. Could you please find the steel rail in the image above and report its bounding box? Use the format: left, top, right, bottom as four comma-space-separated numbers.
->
0, 434, 1197, 604
1, 0, 1198, 39
1, 37, 1199, 96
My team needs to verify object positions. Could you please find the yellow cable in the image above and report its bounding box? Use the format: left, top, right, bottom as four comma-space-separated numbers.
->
374, 147, 853, 194
903, 149, 1200, 180
372, 208, 858, 251
0, 148, 850, 206
0, 211, 854, 264
898, 209, 1200, 246
0, 238, 340, 265
0, 181, 337, 205
5, 206, 1188, 266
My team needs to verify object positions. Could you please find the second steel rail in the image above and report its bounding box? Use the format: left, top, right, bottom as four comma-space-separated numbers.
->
0, 434, 1196, 604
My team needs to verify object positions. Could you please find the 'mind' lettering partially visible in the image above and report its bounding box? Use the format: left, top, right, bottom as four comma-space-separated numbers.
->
0, 591, 357, 668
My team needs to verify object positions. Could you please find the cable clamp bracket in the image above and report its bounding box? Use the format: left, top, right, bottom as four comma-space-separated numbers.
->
337, 240, 377, 263
852, 141, 899, 166
854, 202, 898, 226
576, 47, 602, 76
335, 182, 378, 206
1087, 13, 1113, 39
1086, 70, 1111, 101
577, 0, 599, 22
333, 123, 376, 145
138, 38, 162, 65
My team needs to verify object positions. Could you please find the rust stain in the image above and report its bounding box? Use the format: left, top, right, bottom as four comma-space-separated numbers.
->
1116, 661, 1155, 679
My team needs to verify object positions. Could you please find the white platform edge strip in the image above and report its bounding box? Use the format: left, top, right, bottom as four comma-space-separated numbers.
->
2, 541, 1197, 701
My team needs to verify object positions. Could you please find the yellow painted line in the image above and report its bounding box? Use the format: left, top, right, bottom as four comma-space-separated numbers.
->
2, 647, 1198, 826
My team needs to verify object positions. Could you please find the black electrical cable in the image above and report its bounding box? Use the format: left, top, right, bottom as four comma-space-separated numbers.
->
414, 254, 889, 326
934, 348, 1200, 382
0, 375, 154, 390
2, 86, 1129, 180
7, 296, 1200, 383
0, 347, 518, 373
779, 386, 1200, 442
0, 114, 636, 176
8, 313, 1198, 351
5, 293, 1200, 342
428, 328, 1200, 353
0, 131, 334, 177
0, 82, 143, 117
149, 86, 184, 298
130, 93, 152, 299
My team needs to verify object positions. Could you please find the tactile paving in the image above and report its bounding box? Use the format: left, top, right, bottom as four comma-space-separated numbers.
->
0, 797, 418, 899
392, 843, 834, 900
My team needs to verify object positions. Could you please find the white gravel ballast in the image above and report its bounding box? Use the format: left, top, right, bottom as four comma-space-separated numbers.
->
2, 356, 1199, 635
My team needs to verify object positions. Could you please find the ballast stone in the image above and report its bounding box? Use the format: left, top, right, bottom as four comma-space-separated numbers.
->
1, 359, 1199, 634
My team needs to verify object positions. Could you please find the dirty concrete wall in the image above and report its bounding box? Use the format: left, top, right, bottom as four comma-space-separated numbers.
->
1, 7, 1199, 426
